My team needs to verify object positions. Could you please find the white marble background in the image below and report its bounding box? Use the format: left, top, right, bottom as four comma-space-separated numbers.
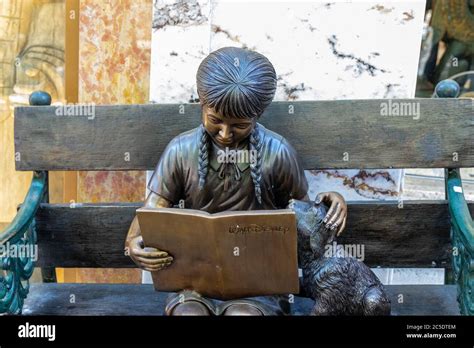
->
146, 0, 437, 285
149, 0, 426, 202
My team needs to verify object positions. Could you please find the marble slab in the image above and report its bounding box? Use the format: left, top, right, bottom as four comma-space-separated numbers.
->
79, 0, 152, 204
77, 0, 153, 283
150, 0, 211, 103
149, 0, 426, 202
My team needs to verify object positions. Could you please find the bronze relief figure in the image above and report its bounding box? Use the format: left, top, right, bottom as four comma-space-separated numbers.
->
125, 46, 388, 315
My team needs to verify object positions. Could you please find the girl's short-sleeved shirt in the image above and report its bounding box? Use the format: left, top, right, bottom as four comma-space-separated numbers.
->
148, 123, 308, 213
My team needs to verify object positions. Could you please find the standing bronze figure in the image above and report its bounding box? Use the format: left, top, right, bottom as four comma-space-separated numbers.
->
126, 46, 388, 315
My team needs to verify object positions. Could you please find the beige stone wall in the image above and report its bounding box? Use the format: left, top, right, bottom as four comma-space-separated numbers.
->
71, 0, 153, 283
0, 1, 64, 223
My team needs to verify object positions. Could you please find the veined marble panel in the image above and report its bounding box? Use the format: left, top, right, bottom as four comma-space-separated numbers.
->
78, 0, 152, 204
149, 0, 426, 201
150, 0, 211, 103
76, 0, 153, 284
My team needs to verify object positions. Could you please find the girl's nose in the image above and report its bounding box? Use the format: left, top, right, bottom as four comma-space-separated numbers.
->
219, 125, 233, 139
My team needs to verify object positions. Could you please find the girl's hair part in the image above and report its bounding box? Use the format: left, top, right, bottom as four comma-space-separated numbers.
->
196, 46, 277, 119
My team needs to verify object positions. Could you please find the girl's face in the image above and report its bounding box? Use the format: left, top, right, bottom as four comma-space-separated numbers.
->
202, 105, 256, 148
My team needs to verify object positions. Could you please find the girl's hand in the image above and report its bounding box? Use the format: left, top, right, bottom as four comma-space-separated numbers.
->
315, 192, 347, 236
128, 235, 173, 272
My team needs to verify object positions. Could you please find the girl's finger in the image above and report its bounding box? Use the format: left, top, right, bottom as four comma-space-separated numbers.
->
326, 203, 341, 227
337, 216, 347, 236
132, 248, 169, 259
144, 265, 167, 272
134, 256, 173, 265
143, 262, 172, 271
331, 214, 345, 232
323, 201, 337, 223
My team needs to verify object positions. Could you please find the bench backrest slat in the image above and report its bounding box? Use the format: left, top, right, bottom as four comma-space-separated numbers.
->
15, 98, 473, 171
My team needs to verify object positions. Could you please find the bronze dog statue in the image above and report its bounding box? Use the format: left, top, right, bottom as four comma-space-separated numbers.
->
288, 199, 391, 315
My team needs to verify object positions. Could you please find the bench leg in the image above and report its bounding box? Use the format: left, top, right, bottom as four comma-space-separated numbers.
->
0, 171, 46, 314
41, 268, 57, 283
446, 168, 474, 315
1, 220, 37, 314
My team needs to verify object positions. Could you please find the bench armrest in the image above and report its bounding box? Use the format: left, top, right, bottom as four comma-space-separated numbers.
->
446, 168, 474, 315
0, 171, 46, 314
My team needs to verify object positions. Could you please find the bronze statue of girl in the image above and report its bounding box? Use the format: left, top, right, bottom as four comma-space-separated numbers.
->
126, 46, 348, 315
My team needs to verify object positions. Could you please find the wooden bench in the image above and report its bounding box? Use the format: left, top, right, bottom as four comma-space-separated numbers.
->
1, 80, 473, 315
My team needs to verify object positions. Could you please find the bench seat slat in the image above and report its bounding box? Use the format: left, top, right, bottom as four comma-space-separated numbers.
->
22, 283, 460, 316
34, 201, 474, 269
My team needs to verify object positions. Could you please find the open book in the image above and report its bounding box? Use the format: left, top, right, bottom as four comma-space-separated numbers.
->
136, 207, 299, 300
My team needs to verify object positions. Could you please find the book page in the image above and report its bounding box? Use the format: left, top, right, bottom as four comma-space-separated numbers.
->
137, 208, 299, 300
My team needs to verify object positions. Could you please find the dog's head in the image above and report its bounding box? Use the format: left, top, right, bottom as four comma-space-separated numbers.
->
287, 199, 335, 257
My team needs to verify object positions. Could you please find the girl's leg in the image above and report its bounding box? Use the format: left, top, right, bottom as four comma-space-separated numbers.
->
165, 290, 215, 316
222, 303, 263, 316
172, 302, 211, 316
